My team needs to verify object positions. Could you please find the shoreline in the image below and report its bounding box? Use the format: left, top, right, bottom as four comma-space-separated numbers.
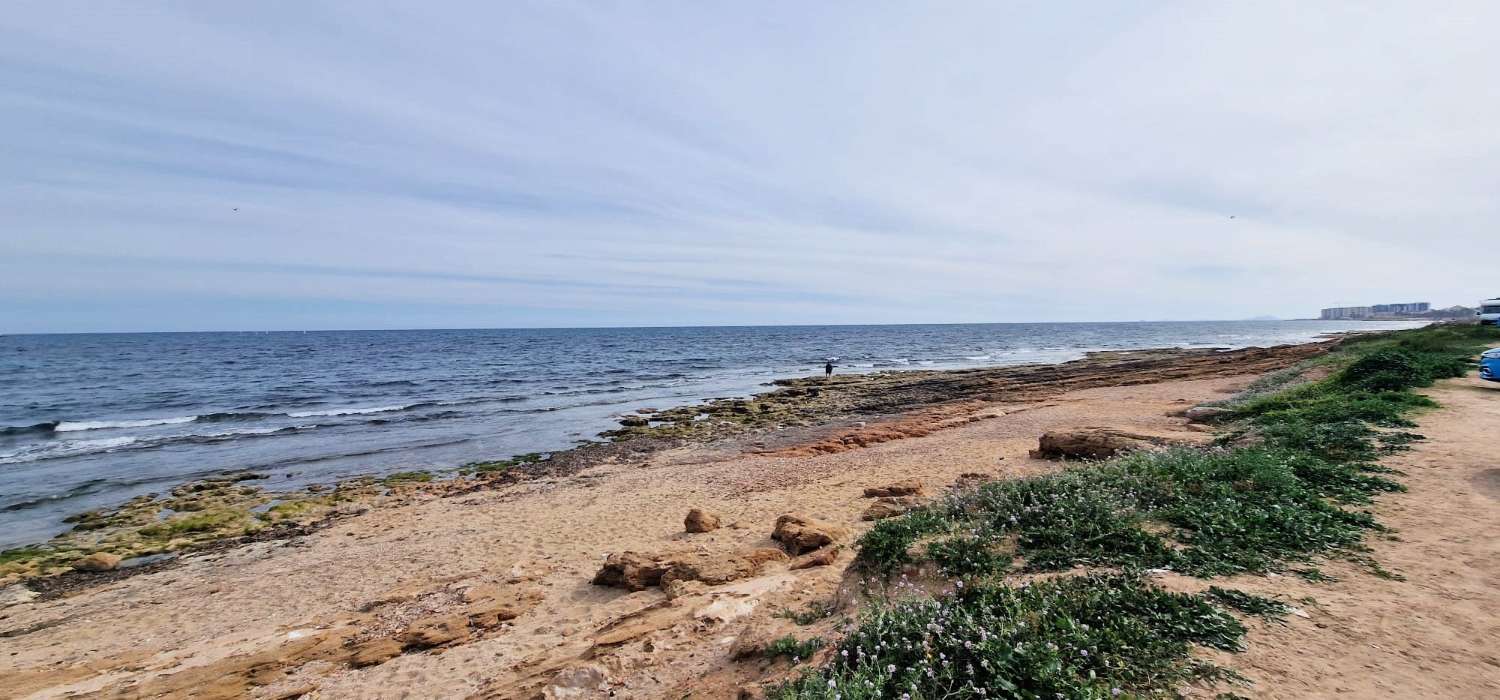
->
0, 340, 1336, 586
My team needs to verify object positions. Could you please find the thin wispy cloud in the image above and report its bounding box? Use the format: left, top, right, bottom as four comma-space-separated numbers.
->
2, 1, 1496, 332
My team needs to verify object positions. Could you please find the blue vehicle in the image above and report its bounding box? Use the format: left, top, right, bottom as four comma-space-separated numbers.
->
1482, 348, 1500, 383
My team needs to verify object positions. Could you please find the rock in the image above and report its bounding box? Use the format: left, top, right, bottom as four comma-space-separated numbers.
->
1184, 406, 1232, 424
661, 578, 708, 599
636, 407, 658, 414
684, 508, 721, 533
618, 415, 649, 428
269, 685, 318, 700
861, 496, 920, 521
730, 621, 783, 660
863, 480, 923, 497
790, 547, 840, 569
401, 614, 471, 648
738, 684, 766, 700
662, 553, 759, 587
693, 595, 758, 622
771, 514, 846, 555
0, 583, 38, 607
744, 547, 789, 566
348, 638, 403, 667
72, 552, 122, 572
464, 585, 543, 627
1029, 428, 1174, 461
590, 552, 667, 591
546, 663, 609, 699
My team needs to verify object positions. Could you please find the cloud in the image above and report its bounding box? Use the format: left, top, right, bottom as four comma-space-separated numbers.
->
2, 1, 1496, 332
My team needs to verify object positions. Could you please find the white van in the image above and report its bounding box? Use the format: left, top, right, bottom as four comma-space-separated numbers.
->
1480, 298, 1500, 326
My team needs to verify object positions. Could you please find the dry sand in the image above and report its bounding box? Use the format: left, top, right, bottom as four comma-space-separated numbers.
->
2, 369, 1498, 699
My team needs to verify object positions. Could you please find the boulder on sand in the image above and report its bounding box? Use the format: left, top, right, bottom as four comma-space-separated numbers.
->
1029, 428, 1175, 461
771, 514, 846, 555
684, 508, 721, 533
1184, 406, 1232, 424
591, 552, 668, 591
72, 552, 122, 572
862, 480, 923, 498
861, 496, 921, 521
790, 546, 840, 569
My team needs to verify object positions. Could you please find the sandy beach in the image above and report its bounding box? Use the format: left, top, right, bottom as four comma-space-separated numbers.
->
3, 338, 1498, 699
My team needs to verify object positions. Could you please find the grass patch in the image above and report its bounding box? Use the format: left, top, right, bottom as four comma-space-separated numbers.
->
764, 635, 825, 661
1206, 586, 1290, 622
776, 601, 839, 626
380, 470, 433, 486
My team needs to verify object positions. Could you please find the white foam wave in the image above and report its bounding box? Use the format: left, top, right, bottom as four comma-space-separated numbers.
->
286, 404, 408, 418
964, 355, 992, 361
0, 437, 140, 465
199, 426, 285, 438
55, 416, 197, 432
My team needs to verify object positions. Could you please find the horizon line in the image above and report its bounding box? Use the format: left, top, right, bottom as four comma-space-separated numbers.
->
1, 316, 1376, 337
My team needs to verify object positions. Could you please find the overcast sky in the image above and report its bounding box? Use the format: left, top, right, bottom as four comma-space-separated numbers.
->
2, 1, 1497, 333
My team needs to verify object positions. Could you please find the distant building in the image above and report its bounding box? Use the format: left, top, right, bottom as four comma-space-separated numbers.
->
1321, 302, 1431, 320
1321, 306, 1372, 320
1371, 302, 1430, 314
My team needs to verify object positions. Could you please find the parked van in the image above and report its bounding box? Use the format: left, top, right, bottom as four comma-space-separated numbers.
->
1480, 297, 1500, 326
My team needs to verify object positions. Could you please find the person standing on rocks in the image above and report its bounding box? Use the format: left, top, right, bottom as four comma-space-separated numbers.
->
824, 361, 834, 377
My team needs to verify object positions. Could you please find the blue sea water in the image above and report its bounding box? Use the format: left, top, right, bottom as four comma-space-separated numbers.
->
0, 320, 1422, 548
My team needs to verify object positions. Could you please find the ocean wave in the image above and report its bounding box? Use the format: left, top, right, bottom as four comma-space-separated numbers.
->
0, 437, 140, 464
198, 410, 277, 422
55, 416, 196, 432
286, 404, 412, 418
0, 426, 315, 465
964, 355, 992, 361
0, 421, 60, 436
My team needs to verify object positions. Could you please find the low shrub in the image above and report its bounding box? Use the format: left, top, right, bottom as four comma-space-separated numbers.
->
771, 574, 1246, 699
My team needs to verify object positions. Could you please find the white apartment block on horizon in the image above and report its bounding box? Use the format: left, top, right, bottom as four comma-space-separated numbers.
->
1319, 302, 1431, 320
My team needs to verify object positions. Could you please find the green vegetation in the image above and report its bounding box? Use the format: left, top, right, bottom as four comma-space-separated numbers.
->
1205, 586, 1290, 622
764, 635, 826, 661
776, 601, 839, 626
460, 452, 546, 474
772, 574, 1245, 699
380, 470, 434, 486
776, 324, 1499, 698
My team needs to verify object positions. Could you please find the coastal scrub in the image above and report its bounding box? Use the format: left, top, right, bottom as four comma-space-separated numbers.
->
777, 324, 1499, 698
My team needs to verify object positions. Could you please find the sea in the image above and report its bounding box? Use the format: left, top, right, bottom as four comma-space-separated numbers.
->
0, 320, 1424, 548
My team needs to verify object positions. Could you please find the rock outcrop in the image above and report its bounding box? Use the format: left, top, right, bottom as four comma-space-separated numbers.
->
1184, 406, 1232, 423
861, 496, 921, 521
349, 638, 403, 667
790, 546, 840, 569
71, 552, 122, 572
771, 514, 846, 555
402, 614, 471, 648
1030, 428, 1176, 460
591, 552, 668, 591
863, 480, 924, 497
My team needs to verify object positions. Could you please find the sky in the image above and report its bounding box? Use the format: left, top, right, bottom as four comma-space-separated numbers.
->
2, 1, 1498, 333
